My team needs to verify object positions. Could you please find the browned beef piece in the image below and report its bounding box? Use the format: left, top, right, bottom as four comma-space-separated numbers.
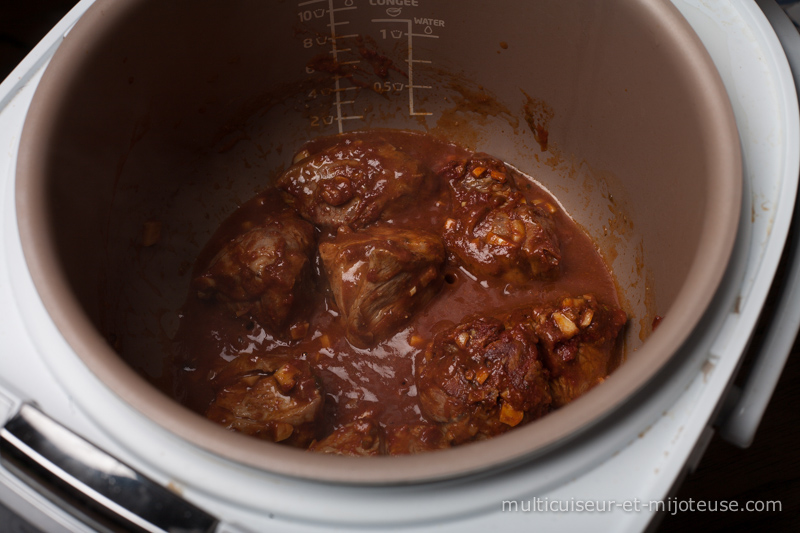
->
205, 355, 323, 447
417, 316, 552, 445
384, 424, 450, 455
192, 206, 316, 338
308, 419, 384, 456
308, 421, 449, 456
276, 136, 425, 230
523, 295, 627, 407
440, 154, 561, 282
319, 226, 445, 347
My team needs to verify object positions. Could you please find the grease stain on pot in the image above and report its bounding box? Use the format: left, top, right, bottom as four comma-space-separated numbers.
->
522, 91, 554, 152
430, 79, 520, 149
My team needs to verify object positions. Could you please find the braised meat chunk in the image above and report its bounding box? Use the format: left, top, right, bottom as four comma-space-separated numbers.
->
384, 424, 450, 455
308, 421, 450, 456
319, 226, 445, 347
277, 135, 425, 230
417, 316, 552, 445
193, 203, 316, 338
441, 154, 561, 282
308, 419, 384, 456
206, 355, 323, 447
527, 295, 627, 407
443, 154, 517, 200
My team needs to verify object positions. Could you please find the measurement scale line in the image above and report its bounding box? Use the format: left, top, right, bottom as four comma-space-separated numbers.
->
404, 20, 422, 117
330, 34, 359, 40
327, 0, 339, 60
333, 87, 359, 92
328, 21, 351, 26
340, 115, 363, 120
330, 7, 357, 12
328, 0, 343, 133
338, 60, 361, 65
371, 18, 435, 117
298, 0, 325, 6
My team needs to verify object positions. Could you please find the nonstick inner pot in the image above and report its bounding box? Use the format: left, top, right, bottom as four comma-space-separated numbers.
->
15, 0, 741, 483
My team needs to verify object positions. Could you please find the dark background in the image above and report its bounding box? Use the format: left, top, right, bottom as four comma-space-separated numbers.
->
1, 1, 798, 531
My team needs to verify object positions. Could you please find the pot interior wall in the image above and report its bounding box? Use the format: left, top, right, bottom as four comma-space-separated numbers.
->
17, 0, 739, 482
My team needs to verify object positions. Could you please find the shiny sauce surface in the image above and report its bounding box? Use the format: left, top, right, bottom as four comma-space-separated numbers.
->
169, 130, 621, 438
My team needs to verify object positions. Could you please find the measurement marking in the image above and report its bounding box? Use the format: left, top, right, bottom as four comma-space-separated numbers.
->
328, 0, 363, 133
298, 0, 325, 5
338, 60, 361, 65
329, 0, 343, 132
372, 18, 438, 117
333, 87, 359, 92
406, 20, 423, 117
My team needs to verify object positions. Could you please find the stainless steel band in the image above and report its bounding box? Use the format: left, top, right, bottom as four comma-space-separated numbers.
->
0, 403, 219, 533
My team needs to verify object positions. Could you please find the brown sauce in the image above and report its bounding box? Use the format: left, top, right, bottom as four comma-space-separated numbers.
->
168, 130, 624, 453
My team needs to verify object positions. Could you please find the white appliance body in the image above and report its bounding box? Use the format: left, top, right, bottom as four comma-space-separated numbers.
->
0, 1, 799, 532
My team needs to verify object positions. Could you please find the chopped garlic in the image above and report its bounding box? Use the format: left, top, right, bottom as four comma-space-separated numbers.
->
456, 331, 470, 349
274, 422, 294, 442
274, 363, 300, 391
499, 402, 524, 426
485, 232, 513, 246
580, 309, 594, 328
553, 311, 579, 337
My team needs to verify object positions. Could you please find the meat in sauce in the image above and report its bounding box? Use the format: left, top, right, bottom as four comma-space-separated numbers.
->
418, 314, 552, 444
276, 136, 425, 230
308, 418, 384, 456
169, 130, 626, 456
192, 191, 316, 339
205, 354, 323, 447
441, 154, 561, 283
319, 226, 445, 348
